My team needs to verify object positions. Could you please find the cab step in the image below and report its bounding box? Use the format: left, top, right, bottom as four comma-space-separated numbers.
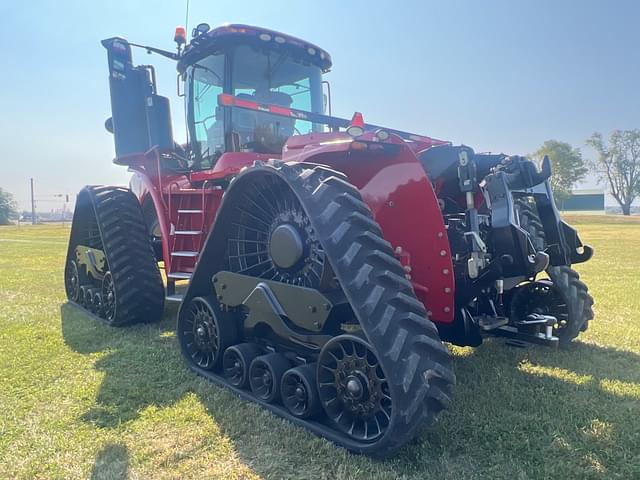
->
171, 251, 199, 257
167, 272, 193, 280
166, 294, 184, 303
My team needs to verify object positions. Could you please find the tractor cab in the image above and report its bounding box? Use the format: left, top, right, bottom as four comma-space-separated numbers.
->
179, 24, 332, 169
102, 24, 331, 171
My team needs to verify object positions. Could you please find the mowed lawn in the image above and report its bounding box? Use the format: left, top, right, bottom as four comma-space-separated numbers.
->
1, 216, 639, 480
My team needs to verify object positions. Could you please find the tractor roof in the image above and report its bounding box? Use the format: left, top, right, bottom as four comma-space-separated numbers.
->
177, 24, 332, 73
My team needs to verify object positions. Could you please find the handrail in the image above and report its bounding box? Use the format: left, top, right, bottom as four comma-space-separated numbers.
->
217, 93, 450, 145
200, 179, 215, 234
167, 181, 182, 227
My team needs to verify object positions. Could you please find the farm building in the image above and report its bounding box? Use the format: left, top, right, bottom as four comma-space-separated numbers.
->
557, 189, 605, 212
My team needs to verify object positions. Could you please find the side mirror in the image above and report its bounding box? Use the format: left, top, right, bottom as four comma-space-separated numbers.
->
322, 80, 332, 116
105, 117, 114, 134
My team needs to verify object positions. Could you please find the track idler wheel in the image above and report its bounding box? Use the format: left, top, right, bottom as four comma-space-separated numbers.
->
64, 260, 82, 302
249, 353, 291, 403
281, 364, 322, 419
223, 343, 262, 389
317, 335, 392, 443
177, 296, 238, 370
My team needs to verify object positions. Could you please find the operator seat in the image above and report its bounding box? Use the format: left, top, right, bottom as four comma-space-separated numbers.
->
232, 93, 259, 146
253, 90, 295, 138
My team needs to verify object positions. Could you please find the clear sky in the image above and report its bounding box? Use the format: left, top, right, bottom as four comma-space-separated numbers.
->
1, 0, 638, 211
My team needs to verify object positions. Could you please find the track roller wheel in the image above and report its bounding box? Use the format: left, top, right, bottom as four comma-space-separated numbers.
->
101, 272, 117, 324
177, 296, 238, 371
249, 353, 291, 403
281, 363, 322, 419
93, 291, 103, 317
85, 288, 98, 313
317, 335, 392, 443
82, 287, 96, 313
223, 343, 262, 389
78, 285, 90, 307
64, 259, 82, 302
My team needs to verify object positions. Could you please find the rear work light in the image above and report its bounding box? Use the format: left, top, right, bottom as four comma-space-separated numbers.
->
375, 129, 390, 141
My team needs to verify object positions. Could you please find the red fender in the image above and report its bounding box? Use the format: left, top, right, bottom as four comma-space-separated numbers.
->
284, 136, 455, 324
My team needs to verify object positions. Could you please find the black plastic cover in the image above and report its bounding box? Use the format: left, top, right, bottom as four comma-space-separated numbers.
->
102, 37, 173, 160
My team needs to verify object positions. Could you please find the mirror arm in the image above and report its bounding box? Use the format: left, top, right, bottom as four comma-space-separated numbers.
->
128, 43, 179, 61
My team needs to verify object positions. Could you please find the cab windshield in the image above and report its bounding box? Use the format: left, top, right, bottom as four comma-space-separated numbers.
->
187, 44, 324, 168
230, 45, 324, 153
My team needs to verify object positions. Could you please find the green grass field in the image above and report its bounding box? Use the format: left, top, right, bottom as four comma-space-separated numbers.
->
1, 216, 639, 479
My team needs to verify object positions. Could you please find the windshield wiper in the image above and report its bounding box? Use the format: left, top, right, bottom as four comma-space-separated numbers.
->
192, 63, 223, 86
265, 52, 289, 85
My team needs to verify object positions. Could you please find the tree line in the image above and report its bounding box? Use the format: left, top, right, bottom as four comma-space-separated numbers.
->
1, 128, 639, 224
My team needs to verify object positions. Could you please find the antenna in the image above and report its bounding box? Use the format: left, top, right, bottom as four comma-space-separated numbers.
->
185, 0, 190, 36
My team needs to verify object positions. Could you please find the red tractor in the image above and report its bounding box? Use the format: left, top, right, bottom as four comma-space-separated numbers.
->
65, 23, 594, 456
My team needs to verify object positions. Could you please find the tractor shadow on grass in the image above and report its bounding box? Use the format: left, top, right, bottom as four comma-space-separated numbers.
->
61, 301, 640, 478
403, 338, 640, 478
61, 302, 191, 428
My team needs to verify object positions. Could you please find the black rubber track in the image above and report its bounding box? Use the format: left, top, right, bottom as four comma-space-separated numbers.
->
179, 161, 455, 456
65, 186, 165, 326
514, 198, 594, 342
547, 265, 595, 343
515, 198, 547, 251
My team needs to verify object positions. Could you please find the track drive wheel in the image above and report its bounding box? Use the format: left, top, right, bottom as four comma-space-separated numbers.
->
281, 364, 322, 419
178, 296, 238, 371
223, 343, 262, 389
249, 353, 291, 403
317, 335, 392, 443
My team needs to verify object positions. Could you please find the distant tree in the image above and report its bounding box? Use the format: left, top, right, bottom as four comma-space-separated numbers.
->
532, 140, 587, 201
0, 188, 18, 225
586, 130, 640, 216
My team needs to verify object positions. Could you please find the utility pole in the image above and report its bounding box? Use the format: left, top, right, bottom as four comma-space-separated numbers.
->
30, 178, 36, 225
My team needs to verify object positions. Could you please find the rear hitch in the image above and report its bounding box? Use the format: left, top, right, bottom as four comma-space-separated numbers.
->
516, 313, 557, 340
491, 313, 560, 347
